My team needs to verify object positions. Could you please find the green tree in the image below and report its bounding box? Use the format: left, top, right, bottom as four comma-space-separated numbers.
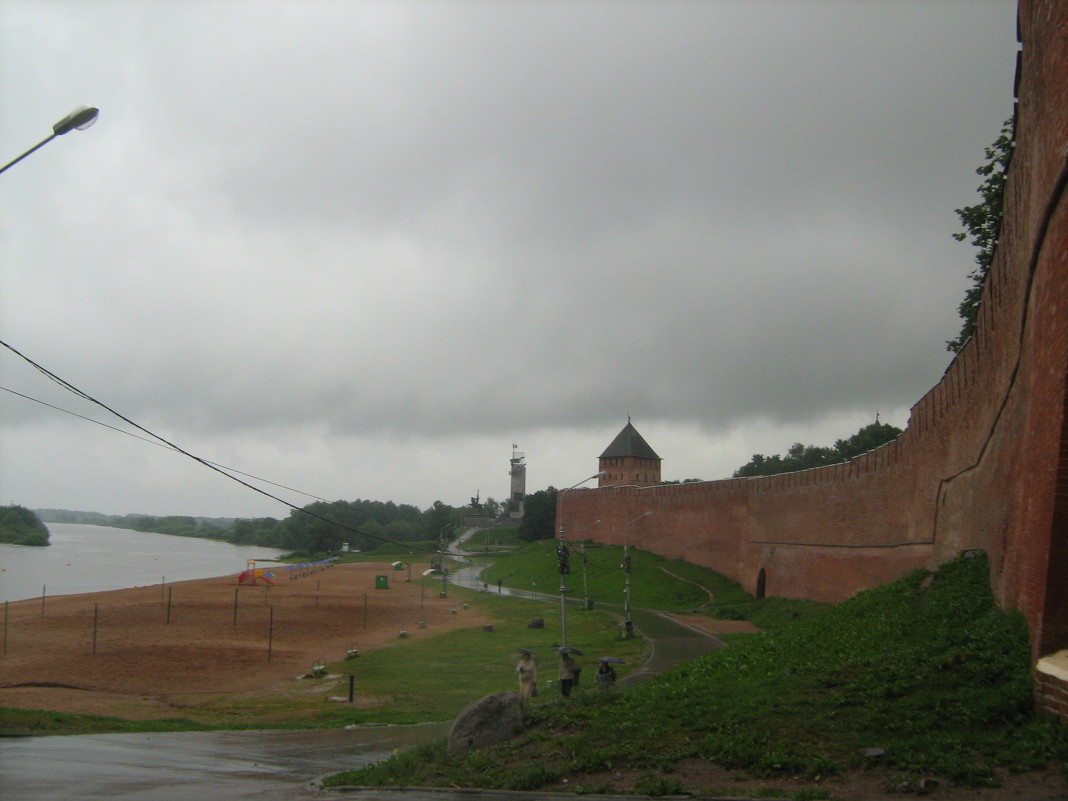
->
835, 419, 903, 459
948, 118, 1014, 353
482, 497, 502, 519
0, 505, 50, 546
518, 487, 557, 542
733, 418, 902, 478
424, 500, 455, 546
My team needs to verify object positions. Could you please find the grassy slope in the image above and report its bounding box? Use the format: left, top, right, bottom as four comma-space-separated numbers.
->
480, 540, 710, 610
326, 553, 1067, 793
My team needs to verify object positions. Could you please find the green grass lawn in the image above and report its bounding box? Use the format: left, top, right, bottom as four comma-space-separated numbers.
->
481, 540, 713, 611
295, 588, 648, 726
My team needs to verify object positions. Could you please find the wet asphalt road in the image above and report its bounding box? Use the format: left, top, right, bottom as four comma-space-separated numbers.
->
0, 724, 450, 800
1, 536, 723, 800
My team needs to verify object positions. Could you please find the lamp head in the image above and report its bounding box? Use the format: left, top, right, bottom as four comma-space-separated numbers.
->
53, 106, 99, 136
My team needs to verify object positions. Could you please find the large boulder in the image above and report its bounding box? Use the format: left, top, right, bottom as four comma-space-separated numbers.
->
447, 691, 524, 754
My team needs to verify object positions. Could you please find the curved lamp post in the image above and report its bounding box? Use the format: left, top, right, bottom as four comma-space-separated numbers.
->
556, 471, 607, 648
0, 106, 99, 175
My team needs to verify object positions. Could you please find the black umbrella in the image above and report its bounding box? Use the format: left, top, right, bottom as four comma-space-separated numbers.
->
554, 646, 584, 655
599, 657, 625, 663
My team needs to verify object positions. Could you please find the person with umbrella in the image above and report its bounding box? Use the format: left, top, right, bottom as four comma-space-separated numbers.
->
596, 657, 624, 690
555, 646, 582, 697
516, 649, 538, 700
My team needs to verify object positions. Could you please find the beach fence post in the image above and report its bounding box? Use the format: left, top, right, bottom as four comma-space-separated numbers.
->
348, 674, 355, 703
92, 603, 99, 655
233, 588, 239, 626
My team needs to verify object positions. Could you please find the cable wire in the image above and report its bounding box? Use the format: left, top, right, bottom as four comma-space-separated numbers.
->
0, 338, 443, 555
1, 385, 333, 503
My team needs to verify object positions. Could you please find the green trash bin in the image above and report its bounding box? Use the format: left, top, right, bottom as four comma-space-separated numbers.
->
375, 575, 389, 589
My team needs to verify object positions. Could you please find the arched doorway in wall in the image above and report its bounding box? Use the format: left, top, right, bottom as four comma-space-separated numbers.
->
756, 568, 767, 599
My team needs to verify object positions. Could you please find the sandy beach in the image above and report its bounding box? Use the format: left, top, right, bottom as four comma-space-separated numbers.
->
0, 561, 488, 720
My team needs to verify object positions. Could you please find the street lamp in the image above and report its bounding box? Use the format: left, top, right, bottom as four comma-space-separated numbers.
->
574, 519, 601, 610
556, 471, 607, 648
0, 106, 99, 175
621, 511, 653, 638
438, 524, 453, 597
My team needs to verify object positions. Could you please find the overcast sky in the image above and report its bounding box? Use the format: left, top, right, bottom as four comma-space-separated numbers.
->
0, 1, 1017, 520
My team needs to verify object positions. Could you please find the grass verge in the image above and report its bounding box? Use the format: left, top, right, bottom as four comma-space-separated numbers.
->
323, 552, 1067, 795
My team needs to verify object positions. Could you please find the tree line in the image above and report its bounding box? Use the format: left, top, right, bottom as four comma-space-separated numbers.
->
733, 418, 902, 478
37, 498, 480, 557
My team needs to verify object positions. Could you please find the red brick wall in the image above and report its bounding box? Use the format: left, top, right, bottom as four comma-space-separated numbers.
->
558, 1, 1068, 683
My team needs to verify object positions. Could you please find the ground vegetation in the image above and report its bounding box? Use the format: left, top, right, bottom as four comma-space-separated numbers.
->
328, 553, 1066, 799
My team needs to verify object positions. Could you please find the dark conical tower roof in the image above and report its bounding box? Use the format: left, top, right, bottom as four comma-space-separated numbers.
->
600, 420, 661, 461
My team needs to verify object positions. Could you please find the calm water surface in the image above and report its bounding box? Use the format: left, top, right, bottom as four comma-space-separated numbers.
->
0, 522, 285, 603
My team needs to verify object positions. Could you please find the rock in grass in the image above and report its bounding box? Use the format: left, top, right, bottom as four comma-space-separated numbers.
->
447, 691, 524, 754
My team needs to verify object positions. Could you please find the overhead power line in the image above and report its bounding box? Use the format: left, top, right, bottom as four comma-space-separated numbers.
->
0, 338, 442, 555
1, 385, 333, 503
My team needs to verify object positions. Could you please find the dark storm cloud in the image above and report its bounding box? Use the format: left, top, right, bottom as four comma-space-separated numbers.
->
0, 1, 1017, 515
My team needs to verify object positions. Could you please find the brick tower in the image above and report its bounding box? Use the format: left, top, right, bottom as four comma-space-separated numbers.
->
598, 419, 661, 488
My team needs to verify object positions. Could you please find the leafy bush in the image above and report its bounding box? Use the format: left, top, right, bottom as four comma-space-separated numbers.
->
0, 505, 50, 546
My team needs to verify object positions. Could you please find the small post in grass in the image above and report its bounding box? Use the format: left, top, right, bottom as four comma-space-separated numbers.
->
267, 606, 275, 662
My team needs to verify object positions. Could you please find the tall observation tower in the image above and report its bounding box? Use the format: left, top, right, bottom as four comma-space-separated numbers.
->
508, 444, 526, 520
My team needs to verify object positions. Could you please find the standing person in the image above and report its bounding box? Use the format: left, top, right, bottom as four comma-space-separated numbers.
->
558, 652, 579, 697
516, 650, 537, 700
596, 658, 618, 690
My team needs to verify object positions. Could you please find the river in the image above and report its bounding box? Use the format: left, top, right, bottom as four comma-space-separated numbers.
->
0, 522, 286, 603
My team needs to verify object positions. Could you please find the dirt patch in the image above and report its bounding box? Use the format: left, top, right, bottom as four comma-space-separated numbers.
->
0, 562, 487, 720
663, 612, 761, 635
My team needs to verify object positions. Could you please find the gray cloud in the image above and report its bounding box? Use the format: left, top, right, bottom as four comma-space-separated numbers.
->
0, 1, 1017, 516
